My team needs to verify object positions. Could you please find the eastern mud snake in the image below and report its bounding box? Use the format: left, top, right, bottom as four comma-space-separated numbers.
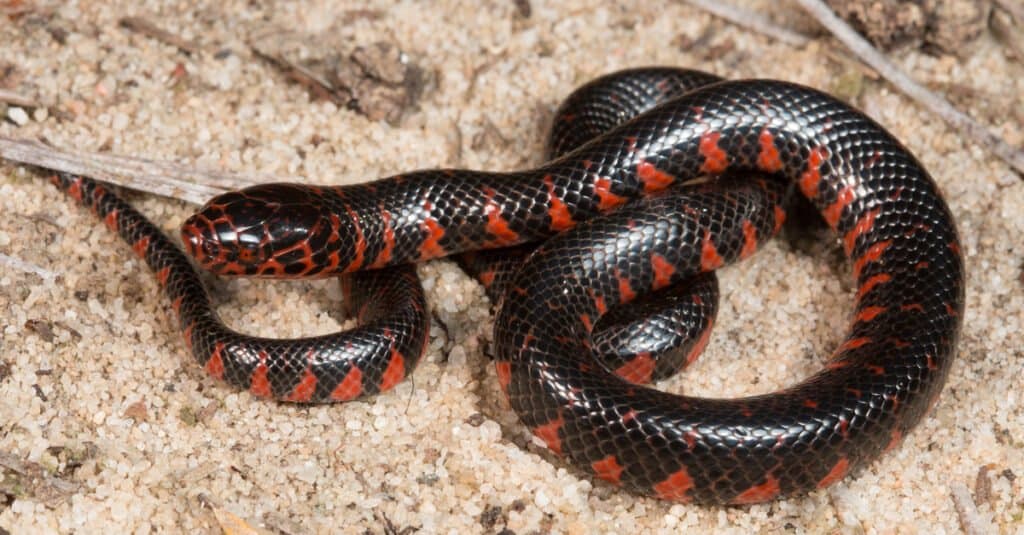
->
51, 68, 964, 504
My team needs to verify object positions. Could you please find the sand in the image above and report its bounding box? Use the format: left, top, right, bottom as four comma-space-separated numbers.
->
0, 1, 1021, 533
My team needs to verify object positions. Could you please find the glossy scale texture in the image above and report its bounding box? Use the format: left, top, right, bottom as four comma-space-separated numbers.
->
51, 173, 429, 403
178, 68, 963, 503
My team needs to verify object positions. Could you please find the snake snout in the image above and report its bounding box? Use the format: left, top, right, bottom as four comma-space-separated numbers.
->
181, 184, 328, 277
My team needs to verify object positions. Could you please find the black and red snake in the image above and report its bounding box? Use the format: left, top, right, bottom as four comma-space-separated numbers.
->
50, 68, 964, 505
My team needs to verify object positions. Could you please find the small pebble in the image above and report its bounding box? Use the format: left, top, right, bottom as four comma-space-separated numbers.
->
7, 106, 29, 126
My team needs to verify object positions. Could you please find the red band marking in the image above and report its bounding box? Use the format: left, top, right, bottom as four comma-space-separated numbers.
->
885, 428, 904, 453
103, 210, 119, 232
855, 306, 887, 323
837, 337, 871, 353
543, 175, 575, 231
205, 342, 225, 379
325, 250, 341, 273
700, 230, 724, 271
823, 186, 855, 229
330, 366, 363, 401
683, 430, 699, 449
856, 273, 892, 301
182, 323, 195, 352
67, 178, 84, 202
757, 129, 783, 172
249, 353, 272, 398
803, 399, 819, 409
654, 467, 694, 502
478, 269, 495, 288
698, 131, 728, 174
731, 475, 780, 504
588, 289, 608, 315
816, 458, 850, 489
615, 352, 655, 384
579, 313, 593, 332
171, 296, 184, 315
418, 218, 446, 260
900, 303, 925, 313
844, 208, 880, 255
650, 254, 675, 290
286, 368, 319, 402
483, 186, 520, 245
533, 415, 565, 455
637, 160, 676, 192
495, 361, 511, 392
379, 348, 406, 392
852, 240, 893, 280
865, 150, 882, 168
155, 266, 171, 287
594, 176, 626, 210
616, 270, 636, 302
740, 220, 758, 260
132, 236, 151, 258
799, 146, 828, 199
685, 318, 714, 366
591, 455, 624, 485
889, 337, 911, 348
773, 205, 787, 234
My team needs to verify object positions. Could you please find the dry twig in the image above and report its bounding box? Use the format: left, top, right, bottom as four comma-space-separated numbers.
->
991, 4, 1024, 61
681, 1, 878, 79
950, 482, 995, 535
0, 89, 39, 108
119, 17, 200, 55
0, 136, 277, 204
683, 0, 810, 46
250, 44, 345, 105
0, 252, 58, 280
993, 0, 1024, 23
794, 0, 1024, 175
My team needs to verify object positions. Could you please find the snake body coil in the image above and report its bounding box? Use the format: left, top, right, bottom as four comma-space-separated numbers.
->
56, 68, 963, 504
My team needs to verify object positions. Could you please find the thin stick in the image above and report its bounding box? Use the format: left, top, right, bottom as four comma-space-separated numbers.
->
681, 0, 878, 79
0, 89, 40, 108
683, 0, 810, 47
250, 44, 346, 105
119, 17, 200, 55
991, 5, 1024, 61
950, 482, 995, 535
0, 136, 280, 204
993, 0, 1024, 23
0, 252, 58, 281
794, 0, 1024, 175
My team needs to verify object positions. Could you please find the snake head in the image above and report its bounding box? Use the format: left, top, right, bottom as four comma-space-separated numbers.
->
181, 184, 336, 277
